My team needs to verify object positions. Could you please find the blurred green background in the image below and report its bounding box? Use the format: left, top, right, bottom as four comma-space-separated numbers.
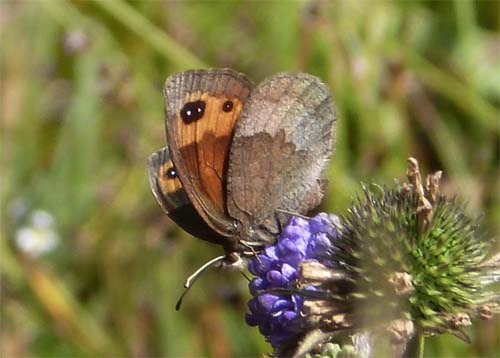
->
1, 1, 499, 357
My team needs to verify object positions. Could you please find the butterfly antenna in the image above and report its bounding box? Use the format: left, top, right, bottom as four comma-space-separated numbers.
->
175, 255, 225, 311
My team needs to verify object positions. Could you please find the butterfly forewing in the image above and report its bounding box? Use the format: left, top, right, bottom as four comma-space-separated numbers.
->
164, 69, 253, 237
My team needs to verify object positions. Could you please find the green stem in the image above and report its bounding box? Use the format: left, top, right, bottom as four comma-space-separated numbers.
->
404, 52, 498, 134
403, 332, 424, 358
417, 333, 425, 358
92, 0, 207, 69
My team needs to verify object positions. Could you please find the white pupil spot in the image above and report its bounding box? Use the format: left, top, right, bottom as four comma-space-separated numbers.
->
186, 110, 192, 116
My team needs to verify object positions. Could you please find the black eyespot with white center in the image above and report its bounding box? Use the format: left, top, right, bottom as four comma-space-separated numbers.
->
166, 167, 177, 179
180, 100, 205, 124
222, 100, 233, 112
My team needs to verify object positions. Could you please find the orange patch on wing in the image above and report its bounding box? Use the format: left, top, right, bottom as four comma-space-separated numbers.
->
175, 93, 245, 214
158, 160, 182, 195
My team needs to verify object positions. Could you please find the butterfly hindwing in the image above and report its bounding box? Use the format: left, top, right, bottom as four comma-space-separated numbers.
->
226, 72, 336, 236
147, 147, 221, 243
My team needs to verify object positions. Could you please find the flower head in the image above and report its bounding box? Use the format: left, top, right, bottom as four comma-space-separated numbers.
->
246, 158, 500, 357
245, 213, 339, 348
15, 210, 60, 257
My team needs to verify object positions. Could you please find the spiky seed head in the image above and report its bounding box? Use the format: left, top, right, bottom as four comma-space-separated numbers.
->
298, 158, 499, 350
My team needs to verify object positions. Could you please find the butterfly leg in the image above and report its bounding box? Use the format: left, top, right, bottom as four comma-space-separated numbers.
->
239, 240, 262, 263
275, 208, 311, 221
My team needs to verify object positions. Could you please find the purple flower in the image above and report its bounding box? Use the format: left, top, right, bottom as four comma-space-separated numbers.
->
245, 213, 339, 348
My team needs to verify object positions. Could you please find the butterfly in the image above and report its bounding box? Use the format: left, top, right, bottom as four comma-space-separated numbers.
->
148, 68, 336, 268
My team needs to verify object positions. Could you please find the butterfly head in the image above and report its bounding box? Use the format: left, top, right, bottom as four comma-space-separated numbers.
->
221, 251, 247, 271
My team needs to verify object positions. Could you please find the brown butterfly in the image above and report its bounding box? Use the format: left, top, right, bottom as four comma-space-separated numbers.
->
148, 68, 336, 268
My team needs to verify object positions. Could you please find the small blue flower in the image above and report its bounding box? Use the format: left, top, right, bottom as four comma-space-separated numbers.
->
245, 213, 339, 348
